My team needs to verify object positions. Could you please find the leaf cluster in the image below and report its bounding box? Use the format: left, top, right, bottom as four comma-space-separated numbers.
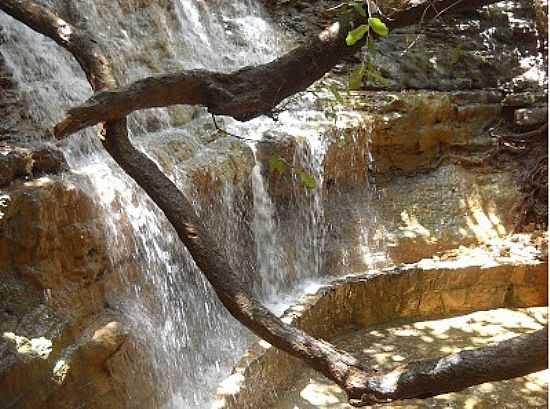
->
269, 156, 318, 190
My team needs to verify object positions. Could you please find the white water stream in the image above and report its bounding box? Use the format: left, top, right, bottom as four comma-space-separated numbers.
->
0, 1, 369, 407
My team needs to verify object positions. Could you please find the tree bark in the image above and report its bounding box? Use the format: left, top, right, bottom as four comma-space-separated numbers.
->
1, 1, 547, 407
50, 0, 501, 138
345, 326, 548, 405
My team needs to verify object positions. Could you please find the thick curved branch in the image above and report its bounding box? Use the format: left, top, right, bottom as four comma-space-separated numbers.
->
51, 0, 501, 138
52, 15, 363, 138
346, 326, 548, 405
2, 1, 546, 407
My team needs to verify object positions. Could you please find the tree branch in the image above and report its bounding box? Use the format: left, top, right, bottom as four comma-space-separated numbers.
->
1, 1, 545, 407
346, 326, 548, 405
49, 0, 501, 139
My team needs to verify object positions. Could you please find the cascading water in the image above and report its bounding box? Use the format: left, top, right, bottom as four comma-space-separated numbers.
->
250, 146, 291, 302
0, 1, 372, 407
291, 132, 329, 290
221, 110, 334, 314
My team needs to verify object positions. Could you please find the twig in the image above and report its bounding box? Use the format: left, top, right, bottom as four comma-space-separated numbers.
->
433, 0, 464, 19
266, 99, 293, 120
401, 0, 464, 55
400, 4, 430, 55
211, 115, 276, 144
497, 122, 548, 142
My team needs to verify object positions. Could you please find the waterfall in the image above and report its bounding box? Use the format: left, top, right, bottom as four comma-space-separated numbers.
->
220, 110, 333, 315
0, 1, 365, 407
249, 144, 292, 308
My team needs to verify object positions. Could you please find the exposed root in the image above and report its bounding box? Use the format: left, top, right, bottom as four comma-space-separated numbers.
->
426, 119, 548, 231
489, 121, 547, 231
513, 152, 548, 231
495, 122, 549, 231
493, 122, 548, 143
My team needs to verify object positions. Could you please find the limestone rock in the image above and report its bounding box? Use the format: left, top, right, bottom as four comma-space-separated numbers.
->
364, 91, 501, 173
31, 147, 68, 175
43, 317, 130, 409
0, 150, 30, 187
0, 145, 67, 187
365, 0, 542, 92
0, 174, 143, 406
0, 294, 131, 409
378, 165, 520, 263
0, 176, 108, 298
531, 0, 548, 36
0, 174, 136, 409
0, 276, 65, 409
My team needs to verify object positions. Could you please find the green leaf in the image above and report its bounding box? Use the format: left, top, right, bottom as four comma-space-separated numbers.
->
368, 17, 389, 37
328, 85, 345, 104
351, 2, 367, 16
449, 44, 464, 65
345, 24, 369, 46
367, 67, 388, 85
269, 156, 286, 174
299, 171, 317, 189
348, 63, 366, 90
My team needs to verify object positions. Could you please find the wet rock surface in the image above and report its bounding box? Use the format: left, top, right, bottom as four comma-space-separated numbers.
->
322, 164, 522, 270
0, 175, 135, 409
0, 145, 67, 187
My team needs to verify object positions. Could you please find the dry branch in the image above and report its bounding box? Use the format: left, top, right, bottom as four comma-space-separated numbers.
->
346, 326, 548, 405
1, 0, 546, 407
50, 0, 501, 138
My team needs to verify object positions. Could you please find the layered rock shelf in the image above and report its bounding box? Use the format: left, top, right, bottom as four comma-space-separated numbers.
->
214, 237, 548, 409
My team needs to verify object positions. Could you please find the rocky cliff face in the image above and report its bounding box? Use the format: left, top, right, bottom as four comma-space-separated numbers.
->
0, 173, 129, 408
0, 0, 547, 408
